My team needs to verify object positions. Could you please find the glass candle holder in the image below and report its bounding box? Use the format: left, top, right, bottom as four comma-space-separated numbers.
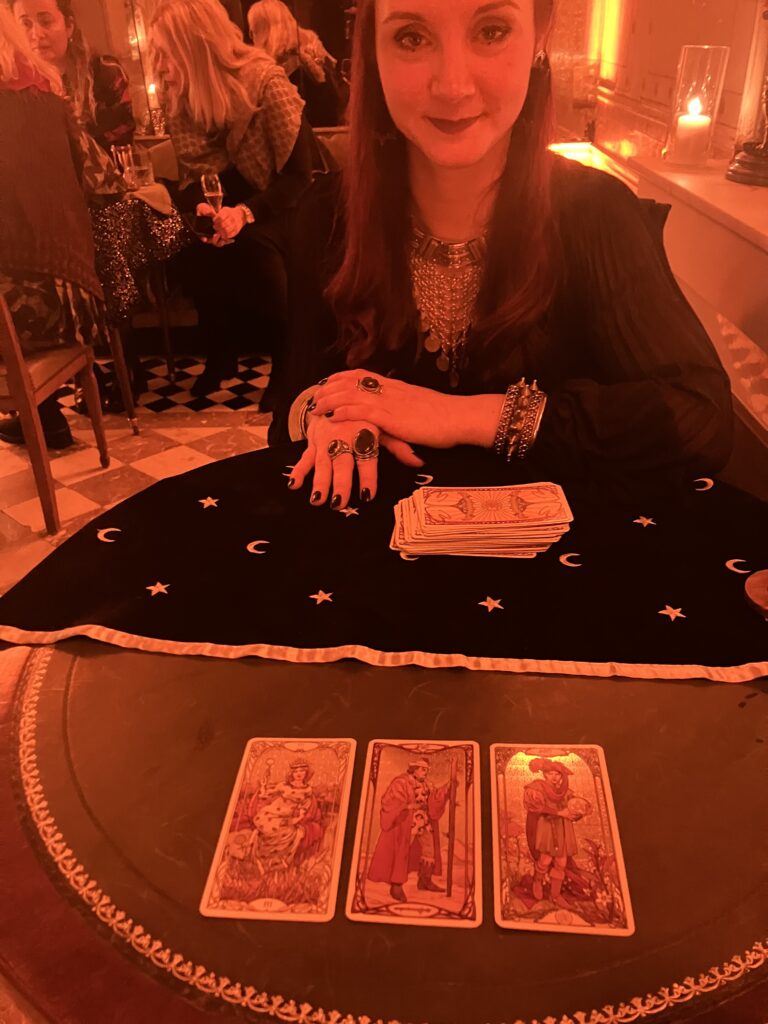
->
665, 45, 730, 167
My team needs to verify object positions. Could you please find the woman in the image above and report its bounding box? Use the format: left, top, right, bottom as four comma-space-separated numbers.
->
150, 0, 317, 397
13, 0, 135, 152
247, 0, 347, 126
0, 7, 113, 450
274, 0, 733, 509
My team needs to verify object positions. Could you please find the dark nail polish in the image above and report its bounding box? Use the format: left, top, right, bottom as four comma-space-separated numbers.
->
311, 491, 322, 504
330, 494, 342, 509
318, 377, 328, 385
287, 477, 296, 489
324, 410, 334, 418
360, 487, 371, 503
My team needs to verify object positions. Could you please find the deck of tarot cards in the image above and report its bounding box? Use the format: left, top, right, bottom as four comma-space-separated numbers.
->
390, 483, 573, 558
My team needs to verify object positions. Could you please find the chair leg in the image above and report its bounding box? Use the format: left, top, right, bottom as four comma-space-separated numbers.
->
78, 360, 110, 469
108, 327, 139, 435
153, 265, 176, 383
15, 402, 60, 534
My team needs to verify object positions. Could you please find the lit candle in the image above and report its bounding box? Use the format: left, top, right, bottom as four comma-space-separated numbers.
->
147, 82, 159, 110
674, 97, 712, 164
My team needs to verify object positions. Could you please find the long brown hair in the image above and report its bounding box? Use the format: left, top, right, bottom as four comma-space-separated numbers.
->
326, 0, 557, 377
56, 0, 95, 128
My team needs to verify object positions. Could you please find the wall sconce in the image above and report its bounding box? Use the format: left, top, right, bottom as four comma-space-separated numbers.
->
664, 45, 729, 167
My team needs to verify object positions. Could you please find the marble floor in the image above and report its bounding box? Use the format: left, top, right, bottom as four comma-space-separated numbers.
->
0, 358, 272, 597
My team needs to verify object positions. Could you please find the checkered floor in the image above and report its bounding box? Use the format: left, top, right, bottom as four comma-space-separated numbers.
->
57, 355, 273, 414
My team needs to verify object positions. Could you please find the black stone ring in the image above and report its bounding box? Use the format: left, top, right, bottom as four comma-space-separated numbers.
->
327, 439, 353, 460
356, 376, 383, 395
353, 428, 379, 461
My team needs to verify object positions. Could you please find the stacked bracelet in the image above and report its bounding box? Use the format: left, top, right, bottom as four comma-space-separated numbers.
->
493, 378, 547, 461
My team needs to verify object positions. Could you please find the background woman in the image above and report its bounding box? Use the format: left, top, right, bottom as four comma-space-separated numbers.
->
13, 0, 135, 151
274, 0, 732, 511
0, 6, 114, 449
247, 0, 347, 126
150, 0, 317, 399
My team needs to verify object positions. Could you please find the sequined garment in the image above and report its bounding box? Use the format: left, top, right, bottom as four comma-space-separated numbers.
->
409, 225, 486, 388
90, 197, 190, 323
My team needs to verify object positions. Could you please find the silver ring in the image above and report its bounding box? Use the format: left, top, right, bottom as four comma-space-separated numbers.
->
356, 375, 383, 395
353, 427, 379, 461
327, 439, 353, 460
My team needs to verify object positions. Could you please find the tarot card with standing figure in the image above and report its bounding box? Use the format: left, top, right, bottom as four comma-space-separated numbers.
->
490, 744, 634, 935
200, 738, 356, 922
346, 740, 482, 928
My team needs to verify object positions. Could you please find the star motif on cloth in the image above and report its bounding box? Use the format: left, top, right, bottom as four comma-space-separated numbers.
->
339, 507, 359, 517
478, 596, 504, 613
309, 590, 333, 605
658, 605, 686, 621
199, 497, 219, 509
633, 516, 656, 528
147, 582, 170, 596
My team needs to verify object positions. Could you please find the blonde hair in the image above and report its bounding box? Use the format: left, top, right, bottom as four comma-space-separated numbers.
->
248, 1, 333, 82
150, 0, 266, 131
0, 4, 61, 90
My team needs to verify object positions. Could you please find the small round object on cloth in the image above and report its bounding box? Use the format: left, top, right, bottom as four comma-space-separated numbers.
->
353, 428, 379, 461
744, 570, 768, 618
356, 376, 383, 395
327, 439, 353, 460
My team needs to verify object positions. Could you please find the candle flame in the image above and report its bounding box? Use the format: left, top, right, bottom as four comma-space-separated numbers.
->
687, 96, 703, 117
148, 82, 157, 95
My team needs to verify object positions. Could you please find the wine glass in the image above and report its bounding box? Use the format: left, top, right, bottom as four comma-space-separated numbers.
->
200, 172, 233, 244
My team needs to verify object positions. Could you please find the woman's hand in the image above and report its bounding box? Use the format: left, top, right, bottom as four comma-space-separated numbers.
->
289, 414, 423, 508
196, 202, 247, 246
309, 370, 504, 449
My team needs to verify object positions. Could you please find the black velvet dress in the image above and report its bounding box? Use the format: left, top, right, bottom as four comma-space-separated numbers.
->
270, 154, 733, 492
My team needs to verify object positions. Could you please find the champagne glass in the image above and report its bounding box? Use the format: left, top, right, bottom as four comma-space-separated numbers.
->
199, 172, 233, 244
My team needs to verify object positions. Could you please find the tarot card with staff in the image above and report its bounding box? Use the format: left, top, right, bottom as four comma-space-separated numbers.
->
200, 738, 356, 922
346, 739, 482, 928
490, 744, 634, 936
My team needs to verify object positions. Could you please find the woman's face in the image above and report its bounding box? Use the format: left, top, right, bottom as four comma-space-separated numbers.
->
13, 0, 72, 68
375, 0, 537, 171
152, 39, 182, 95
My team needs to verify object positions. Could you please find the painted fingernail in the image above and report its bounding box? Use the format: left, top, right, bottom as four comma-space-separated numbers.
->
287, 477, 296, 489
318, 377, 328, 385
360, 487, 371, 503
311, 491, 322, 504
324, 410, 334, 418
330, 494, 342, 509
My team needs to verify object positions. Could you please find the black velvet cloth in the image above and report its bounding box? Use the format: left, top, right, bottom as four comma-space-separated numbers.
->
0, 444, 765, 678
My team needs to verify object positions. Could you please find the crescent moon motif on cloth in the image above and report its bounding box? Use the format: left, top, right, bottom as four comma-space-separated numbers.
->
559, 552, 582, 568
400, 553, 420, 561
246, 540, 270, 555
415, 474, 433, 486
725, 558, 750, 575
96, 527, 121, 543
694, 477, 714, 491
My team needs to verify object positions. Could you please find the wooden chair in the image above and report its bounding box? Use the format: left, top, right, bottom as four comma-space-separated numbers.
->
0, 296, 109, 535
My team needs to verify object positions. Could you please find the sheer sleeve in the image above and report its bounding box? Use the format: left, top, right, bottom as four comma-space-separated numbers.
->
532, 166, 733, 480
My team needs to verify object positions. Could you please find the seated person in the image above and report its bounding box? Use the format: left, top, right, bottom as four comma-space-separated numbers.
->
0, 7, 116, 450
272, 0, 733, 511
150, 0, 317, 399
248, 0, 348, 127
13, 0, 135, 152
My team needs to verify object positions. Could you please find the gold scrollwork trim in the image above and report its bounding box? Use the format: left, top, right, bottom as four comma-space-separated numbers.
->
14, 646, 768, 1024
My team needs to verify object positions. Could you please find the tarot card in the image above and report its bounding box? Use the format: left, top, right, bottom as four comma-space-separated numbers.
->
200, 738, 356, 922
346, 739, 482, 928
490, 744, 634, 936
